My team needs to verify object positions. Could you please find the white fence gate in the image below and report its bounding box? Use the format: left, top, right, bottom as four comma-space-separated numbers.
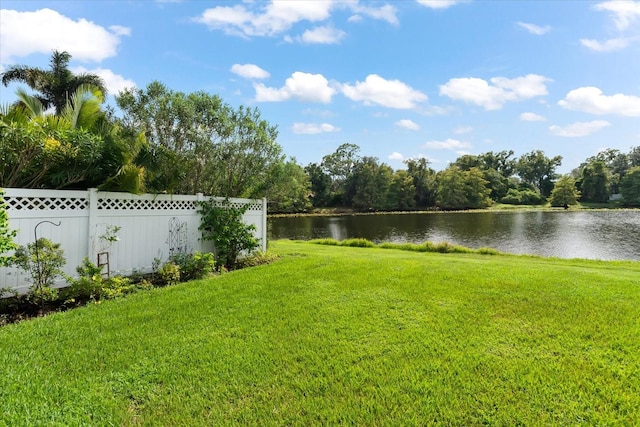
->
1, 188, 267, 295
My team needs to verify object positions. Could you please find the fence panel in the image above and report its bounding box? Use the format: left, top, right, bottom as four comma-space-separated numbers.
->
1, 188, 267, 295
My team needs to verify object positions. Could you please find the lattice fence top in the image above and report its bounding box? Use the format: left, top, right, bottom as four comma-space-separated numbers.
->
3, 195, 89, 211
209, 200, 263, 211
98, 198, 197, 211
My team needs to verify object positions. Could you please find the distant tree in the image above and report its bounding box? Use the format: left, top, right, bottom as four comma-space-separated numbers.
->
620, 166, 640, 206
266, 159, 312, 213
1, 50, 107, 115
436, 166, 491, 210
345, 157, 393, 210
516, 150, 562, 197
321, 143, 360, 203
404, 157, 437, 207
388, 170, 416, 210
548, 175, 580, 207
629, 146, 640, 167
579, 160, 610, 203
304, 163, 332, 207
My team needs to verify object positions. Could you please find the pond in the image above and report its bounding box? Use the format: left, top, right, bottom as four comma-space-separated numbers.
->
268, 210, 640, 261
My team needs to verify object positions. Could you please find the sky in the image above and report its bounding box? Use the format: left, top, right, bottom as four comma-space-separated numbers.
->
1, 0, 640, 174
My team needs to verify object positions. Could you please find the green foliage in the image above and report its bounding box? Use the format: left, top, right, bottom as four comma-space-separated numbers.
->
13, 238, 66, 303
198, 198, 260, 269
265, 159, 312, 213
345, 156, 393, 210
516, 150, 562, 197
0, 189, 17, 267
436, 166, 492, 210
579, 160, 610, 203
500, 188, 545, 205
620, 166, 640, 206
404, 157, 437, 207
340, 238, 376, 248
549, 175, 580, 207
312, 238, 499, 255
70, 257, 104, 299
158, 262, 180, 286
168, 251, 216, 281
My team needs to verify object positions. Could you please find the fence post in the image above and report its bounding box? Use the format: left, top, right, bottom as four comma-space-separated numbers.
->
87, 188, 98, 262
262, 197, 268, 252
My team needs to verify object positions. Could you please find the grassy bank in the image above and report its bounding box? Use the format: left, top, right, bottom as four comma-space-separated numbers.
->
1, 240, 639, 425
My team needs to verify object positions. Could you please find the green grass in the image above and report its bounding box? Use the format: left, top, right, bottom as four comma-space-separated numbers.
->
2, 241, 640, 425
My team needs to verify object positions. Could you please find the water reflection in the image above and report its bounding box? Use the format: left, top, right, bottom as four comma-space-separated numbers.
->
269, 211, 640, 261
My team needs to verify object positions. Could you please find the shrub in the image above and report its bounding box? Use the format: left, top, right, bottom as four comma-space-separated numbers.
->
0, 188, 17, 267
159, 262, 180, 286
13, 238, 65, 306
169, 251, 215, 281
500, 188, 545, 205
340, 238, 375, 248
198, 198, 260, 270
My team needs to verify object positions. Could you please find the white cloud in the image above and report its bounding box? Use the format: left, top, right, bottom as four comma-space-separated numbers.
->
594, 0, 640, 31
517, 21, 550, 35
230, 63, 270, 79
453, 125, 473, 134
424, 138, 471, 150
580, 37, 633, 52
254, 71, 336, 103
341, 74, 428, 109
350, 4, 398, 25
291, 122, 340, 134
395, 119, 421, 130
439, 74, 551, 110
549, 120, 611, 137
520, 112, 546, 121
301, 26, 346, 44
0, 8, 130, 63
416, 0, 463, 9
388, 152, 405, 160
73, 67, 136, 95
558, 87, 640, 116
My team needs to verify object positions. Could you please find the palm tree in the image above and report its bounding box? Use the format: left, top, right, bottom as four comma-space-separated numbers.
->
1, 50, 107, 115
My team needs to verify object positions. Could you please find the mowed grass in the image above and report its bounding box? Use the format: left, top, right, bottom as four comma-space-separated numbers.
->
1, 240, 640, 426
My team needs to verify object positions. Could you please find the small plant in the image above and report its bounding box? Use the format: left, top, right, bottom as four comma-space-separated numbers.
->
198, 198, 260, 270
169, 251, 215, 281
159, 262, 180, 286
0, 188, 18, 267
14, 238, 65, 306
70, 257, 106, 300
96, 225, 121, 253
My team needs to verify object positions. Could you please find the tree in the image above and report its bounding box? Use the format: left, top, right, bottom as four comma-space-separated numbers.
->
1, 50, 107, 115
620, 166, 640, 206
388, 170, 417, 210
548, 175, 580, 207
321, 143, 360, 204
516, 150, 562, 197
265, 159, 312, 213
579, 160, 610, 203
305, 163, 332, 207
436, 166, 491, 210
345, 157, 393, 210
404, 157, 437, 207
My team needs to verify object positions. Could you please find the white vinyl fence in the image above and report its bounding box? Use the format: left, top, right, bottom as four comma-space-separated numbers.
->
1, 188, 267, 295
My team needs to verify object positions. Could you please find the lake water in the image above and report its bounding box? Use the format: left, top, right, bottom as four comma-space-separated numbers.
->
268, 211, 640, 261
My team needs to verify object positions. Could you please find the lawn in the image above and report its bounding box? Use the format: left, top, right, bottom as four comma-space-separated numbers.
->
1, 240, 639, 425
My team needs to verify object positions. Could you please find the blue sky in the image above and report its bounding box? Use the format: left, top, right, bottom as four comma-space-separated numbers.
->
1, 1, 640, 173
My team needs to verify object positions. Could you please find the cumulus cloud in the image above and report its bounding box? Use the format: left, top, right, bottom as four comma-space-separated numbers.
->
341, 74, 428, 109
558, 87, 640, 116
549, 120, 611, 137
395, 119, 421, 130
230, 63, 270, 79
580, 37, 633, 52
439, 74, 551, 110
254, 71, 336, 103
301, 26, 346, 44
0, 8, 130, 63
291, 122, 340, 134
424, 138, 471, 150
517, 21, 551, 35
193, 1, 397, 39
594, 0, 640, 31
520, 112, 546, 121
388, 152, 405, 160
73, 67, 136, 95
416, 0, 463, 9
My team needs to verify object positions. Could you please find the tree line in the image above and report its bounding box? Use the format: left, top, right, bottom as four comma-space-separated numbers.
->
1, 51, 639, 213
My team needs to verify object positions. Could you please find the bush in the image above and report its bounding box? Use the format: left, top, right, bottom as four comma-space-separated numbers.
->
198, 198, 260, 270
159, 262, 180, 286
68, 257, 142, 301
500, 188, 545, 205
169, 251, 215, 281
0, 188, 17, 267
13, 238, 65, 306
